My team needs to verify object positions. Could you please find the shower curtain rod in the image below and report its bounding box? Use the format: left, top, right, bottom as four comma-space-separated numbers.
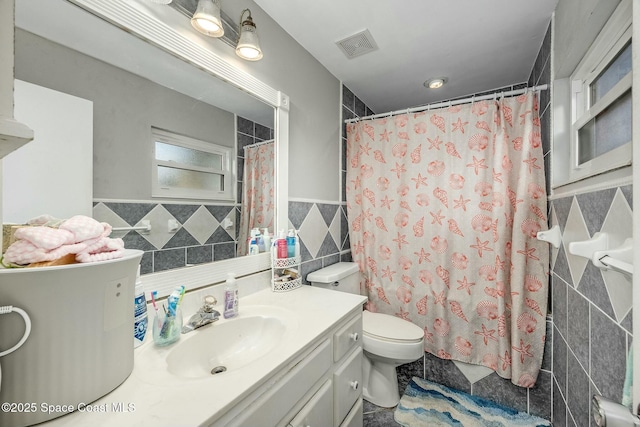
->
344, 84, 548, 124
243, 139, 274, 149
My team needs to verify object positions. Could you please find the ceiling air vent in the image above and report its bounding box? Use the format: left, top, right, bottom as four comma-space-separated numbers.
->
336, 29, 378, 59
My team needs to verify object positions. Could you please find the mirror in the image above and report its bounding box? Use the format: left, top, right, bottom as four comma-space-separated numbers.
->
11, 0, 289, 296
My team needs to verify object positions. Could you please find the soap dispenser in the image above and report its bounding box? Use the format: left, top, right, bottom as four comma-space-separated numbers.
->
223, 273, 238, 319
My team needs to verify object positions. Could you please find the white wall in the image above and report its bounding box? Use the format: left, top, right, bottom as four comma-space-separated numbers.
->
4, 80, 93, 222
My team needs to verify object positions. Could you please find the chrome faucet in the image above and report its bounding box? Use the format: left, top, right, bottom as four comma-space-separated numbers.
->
182, 295, 220, 334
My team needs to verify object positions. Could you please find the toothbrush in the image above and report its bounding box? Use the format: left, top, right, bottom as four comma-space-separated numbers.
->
150, 291, 159, 314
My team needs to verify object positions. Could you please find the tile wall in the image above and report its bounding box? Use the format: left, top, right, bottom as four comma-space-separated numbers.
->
94, 116, 272, 275
550, 186, 633, 427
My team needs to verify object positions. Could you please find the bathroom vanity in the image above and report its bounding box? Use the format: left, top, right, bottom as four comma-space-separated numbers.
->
41, 285, 367, 427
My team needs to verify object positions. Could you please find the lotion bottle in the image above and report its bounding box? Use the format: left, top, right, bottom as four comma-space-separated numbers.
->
223, 273, 238, 319
277, 230, 288, 259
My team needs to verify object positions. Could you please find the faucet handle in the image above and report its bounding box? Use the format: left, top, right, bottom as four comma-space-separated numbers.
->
202, 295, 217, 312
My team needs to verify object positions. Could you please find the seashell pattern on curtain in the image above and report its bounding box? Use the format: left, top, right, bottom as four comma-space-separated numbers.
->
345, 93, 549, 387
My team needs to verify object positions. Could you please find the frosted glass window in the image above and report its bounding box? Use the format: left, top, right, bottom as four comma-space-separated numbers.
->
156, 142, 223, 170
157, 166, 224, 191
578, 90, 632, 165
591, 42, 631, 105
151, 128, 233, 200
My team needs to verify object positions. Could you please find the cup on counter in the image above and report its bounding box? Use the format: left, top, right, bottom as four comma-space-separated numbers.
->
152, 308, 182, 346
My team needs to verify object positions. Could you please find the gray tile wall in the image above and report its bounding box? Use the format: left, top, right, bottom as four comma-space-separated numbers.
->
550, 186, 633, 427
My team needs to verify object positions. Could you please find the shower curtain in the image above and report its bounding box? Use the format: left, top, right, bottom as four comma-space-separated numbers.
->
237, 141, 275, 256
346, 93, 549, 387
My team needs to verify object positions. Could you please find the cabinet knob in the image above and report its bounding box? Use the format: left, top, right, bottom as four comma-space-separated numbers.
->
350, 332, 359, 342
350, 381, 359, 391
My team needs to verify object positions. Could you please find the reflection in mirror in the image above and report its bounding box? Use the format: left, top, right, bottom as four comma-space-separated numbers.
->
12, 0, 275, 275
237, 139, 275, 256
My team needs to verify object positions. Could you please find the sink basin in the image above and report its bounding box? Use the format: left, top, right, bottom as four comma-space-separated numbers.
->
165, 311, 288, 379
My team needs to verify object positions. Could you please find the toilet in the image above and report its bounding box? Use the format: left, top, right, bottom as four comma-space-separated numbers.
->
307, 262, 424, 408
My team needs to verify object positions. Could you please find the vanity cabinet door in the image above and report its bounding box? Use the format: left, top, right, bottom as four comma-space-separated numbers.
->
333, 347, 363, 426
340, 398, 363, 427
288, 380, 333, 427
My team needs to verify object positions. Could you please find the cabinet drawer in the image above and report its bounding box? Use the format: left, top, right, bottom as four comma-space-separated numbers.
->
340, 398, 363, 427
288, 380, 333, 427
232, 339, 332, 427
333, 347, 363, 426
333, 313, 362, 362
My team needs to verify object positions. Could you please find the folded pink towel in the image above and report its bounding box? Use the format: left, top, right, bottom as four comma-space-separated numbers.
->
3, 215, 125, 266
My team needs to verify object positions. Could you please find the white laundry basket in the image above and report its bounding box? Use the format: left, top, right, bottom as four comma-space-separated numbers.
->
0, 249, 143, 427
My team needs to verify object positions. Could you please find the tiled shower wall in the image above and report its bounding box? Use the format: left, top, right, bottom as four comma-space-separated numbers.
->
550, 186, 633, 427
94, 116, 272, 275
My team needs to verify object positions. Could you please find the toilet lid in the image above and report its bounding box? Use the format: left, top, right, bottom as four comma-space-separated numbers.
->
363, 310, 424, 342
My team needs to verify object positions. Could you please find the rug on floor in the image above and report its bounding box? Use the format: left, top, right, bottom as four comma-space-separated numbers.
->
394, 377, 551, 427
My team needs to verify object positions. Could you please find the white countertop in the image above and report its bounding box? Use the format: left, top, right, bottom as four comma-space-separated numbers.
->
42, 285, 367, 427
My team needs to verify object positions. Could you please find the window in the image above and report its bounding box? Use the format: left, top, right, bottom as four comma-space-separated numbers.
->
151, 128, 233, 201
569, 0, 632, 182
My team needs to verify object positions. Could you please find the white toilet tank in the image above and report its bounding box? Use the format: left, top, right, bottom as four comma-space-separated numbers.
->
307, 262, 361, 294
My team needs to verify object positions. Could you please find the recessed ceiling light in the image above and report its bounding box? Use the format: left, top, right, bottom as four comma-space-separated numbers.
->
424, 77, 448, 89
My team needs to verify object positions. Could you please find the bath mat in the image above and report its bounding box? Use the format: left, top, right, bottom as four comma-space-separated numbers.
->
394, 377, 551, 427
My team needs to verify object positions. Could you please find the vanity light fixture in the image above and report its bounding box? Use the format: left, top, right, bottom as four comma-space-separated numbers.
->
424, 77, 448, 89
235, 9, 263, 61
191, 0, 224, 38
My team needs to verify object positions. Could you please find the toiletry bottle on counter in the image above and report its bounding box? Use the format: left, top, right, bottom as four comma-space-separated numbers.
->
249, 237, 260, 255
262, 228, 271, 252
133, 266, 148, 348
224, 273, 238, 319
287, 229, 296, 258
277, 230, 288, 259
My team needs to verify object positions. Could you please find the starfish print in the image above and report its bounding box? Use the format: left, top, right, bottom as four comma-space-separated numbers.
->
423, 327, 434, 344
393, 232, 409, 250
517, 242, 540, 264
453, 195, 471, 211
512, 339, 534, 363
380, 195, 394, 210
504, 212, 514, 227
492, 168, 503, 183
519, 110, 532, 125
427, 136, 443, 150
379, 129, 390, 142
499, 350, 512, 371
359, 142, 371, 156
362, 208, 373, 222
466, 156, 488, 175
414, 248, 432, 264
495, 255, 506, 271
452, 117, 469, 133
391, 162, 407, 179
474, 324, 498, 345
523, 153, 542, 174
411, 173, 428, 189
396, 306, 410, 321
432, 290, 447, 307
430, 210, 445, 225
456, 276, 476, 295
382, 266, 397, 282
470, 237, 493, 257
350, 175, 362, 190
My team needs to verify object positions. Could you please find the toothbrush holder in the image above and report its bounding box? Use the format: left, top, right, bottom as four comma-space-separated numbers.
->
152, 308, 182, 346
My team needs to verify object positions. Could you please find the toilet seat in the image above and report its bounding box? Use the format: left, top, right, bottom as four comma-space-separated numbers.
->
362, 310, 424, 343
